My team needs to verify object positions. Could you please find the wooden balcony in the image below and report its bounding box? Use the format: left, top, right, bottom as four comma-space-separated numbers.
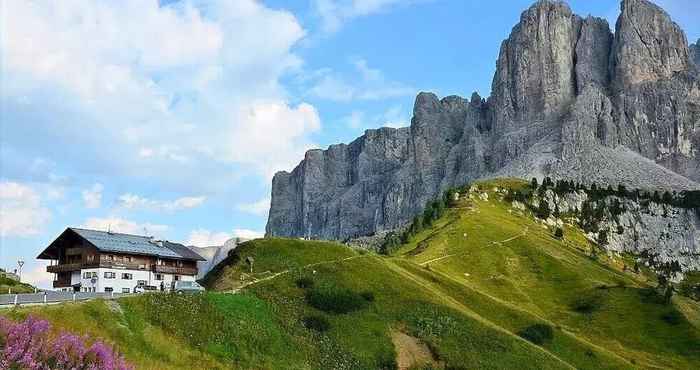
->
46, 261, 149, 273
47, 263, 85, 273
53, 280, 72, 288
152, 265, 197, 275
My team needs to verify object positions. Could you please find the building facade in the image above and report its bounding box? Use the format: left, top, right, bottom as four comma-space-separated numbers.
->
37, 228, 205, 293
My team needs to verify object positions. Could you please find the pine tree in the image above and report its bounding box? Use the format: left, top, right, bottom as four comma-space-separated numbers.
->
537, 199, 551, 219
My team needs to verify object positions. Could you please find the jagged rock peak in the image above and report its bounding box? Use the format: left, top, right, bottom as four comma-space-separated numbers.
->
490, 0, 581, 132
575, 16, 612, 93
611, 0, 691, 89
265, 0, 700, 243
691, 39, 700, 67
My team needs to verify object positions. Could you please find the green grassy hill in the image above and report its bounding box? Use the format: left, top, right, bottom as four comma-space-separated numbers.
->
0, 274, 36, 294
3, 179, 699, 369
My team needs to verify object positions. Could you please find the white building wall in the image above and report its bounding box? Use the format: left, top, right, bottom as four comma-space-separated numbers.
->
71, 267, 196, 293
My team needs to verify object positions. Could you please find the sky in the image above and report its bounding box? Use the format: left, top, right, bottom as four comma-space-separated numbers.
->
1, 0, 699, 288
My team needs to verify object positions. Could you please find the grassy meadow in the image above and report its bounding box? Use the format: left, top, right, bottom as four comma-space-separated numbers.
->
2, 179, 699, 369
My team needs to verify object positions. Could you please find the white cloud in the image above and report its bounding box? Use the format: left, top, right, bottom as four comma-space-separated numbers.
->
186, 229, 232, 247
314, 0, 411, 33
229, 101, 321, 178
344, 110, 365, 129
21, 262, 53, 290
308, 58, 413, 102
232, 228, 264, 240
81, 217, 169, 237
186, 227, 263, 247
0, 0, 316, 191
117, 194, 206, 212
0, 182, 51, 237
82, 183, 104, 209
379, 105, 410, 128
340, 105, 409, 131
237, 197, 270, 217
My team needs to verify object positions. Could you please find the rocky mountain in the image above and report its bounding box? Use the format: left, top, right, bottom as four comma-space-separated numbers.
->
192, 237, 248, 279
267, 0, 700, 241
692, 39, 700, 67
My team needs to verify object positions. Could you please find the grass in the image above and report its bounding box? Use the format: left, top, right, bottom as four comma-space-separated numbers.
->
3, 178, 699, 369
0, 275, 36, 294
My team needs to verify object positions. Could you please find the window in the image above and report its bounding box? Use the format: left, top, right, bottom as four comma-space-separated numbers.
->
122, 288, 130, 293
122, 273, 133, 280
108, 255, 114, 261
104, 287, 113, 292
83, 272, 97, 279
87, 255, 95, 262
104, 272, 116, 279
137, 280, 147, 286
174, 275, 180, 281
155, 274, 163, 281
125, 256, 132, 263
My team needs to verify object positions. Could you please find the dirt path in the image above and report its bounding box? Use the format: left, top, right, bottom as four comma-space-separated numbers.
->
391, 330, 438, 370
382, 258, 577, 370
227, 254, 368, 293
418, 227, 528, 266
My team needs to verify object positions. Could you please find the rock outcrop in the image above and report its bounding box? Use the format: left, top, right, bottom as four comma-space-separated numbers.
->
267, 0, 700, 243
536, 189, 700, 272
193, 237, 248, 279
692, 39, 700, 67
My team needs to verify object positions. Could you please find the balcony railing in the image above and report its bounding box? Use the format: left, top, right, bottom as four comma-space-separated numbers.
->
47, 263, 86, 273
53, 280, 72, 288
152, 265, 197, 275
47, 262, 197, 276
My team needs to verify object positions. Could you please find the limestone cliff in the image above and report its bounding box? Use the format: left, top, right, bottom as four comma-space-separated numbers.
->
266, 0, 700, 242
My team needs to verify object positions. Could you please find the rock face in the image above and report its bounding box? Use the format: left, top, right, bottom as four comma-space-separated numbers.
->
610, 0, 690, 89
267, 0, 700, 243
193, 237, 248, 279
537, 189, 700, 272
692, 39, 700, 67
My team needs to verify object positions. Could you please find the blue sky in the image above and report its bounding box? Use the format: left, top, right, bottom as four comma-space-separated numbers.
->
1, 0, 698, 288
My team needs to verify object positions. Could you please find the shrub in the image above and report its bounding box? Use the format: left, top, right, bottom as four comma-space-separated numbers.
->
380, 232, 403, 255
376, 351, 398, 370
0, 316, 133, 370
536, 200, 551, 219
296, 276, 315, 289
554, 227, 564, 239
360, 291, 375, 302
660, 311, 683, 326
302, 315, 330, 332
306, 283, 368, 314
570, 292, 604, 314
517, 324, 554, 345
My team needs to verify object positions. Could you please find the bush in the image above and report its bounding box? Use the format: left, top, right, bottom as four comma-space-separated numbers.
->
302, 315, 330, 332
295, 276, 314, 289
380, 232, 403, 255
554, 227, 564, 239
376, 351, 398, 370
517, 324, 554, 345
306, 283, 368, 314
660, 311, 683, 326
570, 292, 604, 314
360, 291, 375, 302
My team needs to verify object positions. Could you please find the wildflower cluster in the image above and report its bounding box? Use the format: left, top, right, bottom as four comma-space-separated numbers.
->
0, 315, 132, 370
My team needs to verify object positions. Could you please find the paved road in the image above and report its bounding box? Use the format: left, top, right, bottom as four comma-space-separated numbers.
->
0, 291, 133, 307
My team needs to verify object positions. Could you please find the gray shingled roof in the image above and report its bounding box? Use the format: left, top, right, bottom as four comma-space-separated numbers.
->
68, 228, 204, 260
